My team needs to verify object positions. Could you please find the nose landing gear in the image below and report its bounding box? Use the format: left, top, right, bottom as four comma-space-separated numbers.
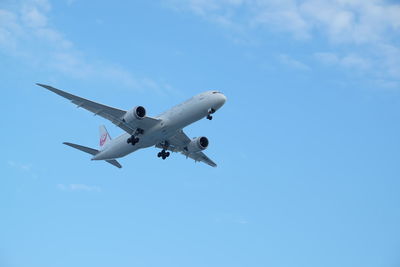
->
207, 108, 215, 120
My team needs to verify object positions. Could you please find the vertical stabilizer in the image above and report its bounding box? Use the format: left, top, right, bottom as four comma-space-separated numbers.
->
99, 125, 111, 149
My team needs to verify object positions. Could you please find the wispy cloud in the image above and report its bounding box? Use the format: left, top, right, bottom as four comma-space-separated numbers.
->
167, 0, 400, 88
7, 160, 39, 179
278, 54, 310, 71
314, 52, 371, 71
237, 218, 249, 225
7, 160, 33, 172
168, 0, 400, 45
57, 183, 102, 192
0, 0, 172, 94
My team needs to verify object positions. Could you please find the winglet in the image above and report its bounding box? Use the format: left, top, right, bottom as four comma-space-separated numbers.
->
36, 83, 51, 89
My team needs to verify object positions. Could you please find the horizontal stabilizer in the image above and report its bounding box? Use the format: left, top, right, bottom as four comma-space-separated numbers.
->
63, 142, 98, 155
105, 159, 122, 168
63, 142, 122, 168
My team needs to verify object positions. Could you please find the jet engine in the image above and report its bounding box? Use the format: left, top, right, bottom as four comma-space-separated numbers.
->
123, 106, 146, 123
186, 136, 209, 153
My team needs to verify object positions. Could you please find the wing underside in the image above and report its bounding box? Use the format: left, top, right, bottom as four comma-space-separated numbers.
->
156, 130, 217, 167
37, 83, 160, 135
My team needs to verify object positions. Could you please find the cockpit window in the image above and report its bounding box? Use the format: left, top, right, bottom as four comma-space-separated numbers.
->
212, 91, 221, 94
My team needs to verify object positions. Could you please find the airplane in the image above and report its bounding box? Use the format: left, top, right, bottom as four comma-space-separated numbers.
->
37, 83, 227, 168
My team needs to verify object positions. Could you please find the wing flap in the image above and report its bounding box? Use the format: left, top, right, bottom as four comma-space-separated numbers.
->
185, 152, 217, 167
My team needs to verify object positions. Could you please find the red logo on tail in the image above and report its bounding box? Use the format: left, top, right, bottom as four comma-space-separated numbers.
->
100, 133, 108, 146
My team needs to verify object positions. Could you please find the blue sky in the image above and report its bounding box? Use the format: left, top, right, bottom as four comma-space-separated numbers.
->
1, 0, 400, 266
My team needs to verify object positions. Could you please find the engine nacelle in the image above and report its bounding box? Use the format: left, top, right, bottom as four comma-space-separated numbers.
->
186, 136, 209, 153
123, 106, 146, 123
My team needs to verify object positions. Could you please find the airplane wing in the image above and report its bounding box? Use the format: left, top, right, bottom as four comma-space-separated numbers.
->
156, 130, 217, 167
37, 83, 160, 135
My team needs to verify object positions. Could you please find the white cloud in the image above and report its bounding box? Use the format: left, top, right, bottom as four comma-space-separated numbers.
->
21, 2, 48, 28
298, 0, 400, 45
314, 52, 340, 65
168, 0, 400, 86
7, 160, 33, 172
0, 0, 171, 93
378, 44, 400, 78
170, 0, 400, 45
57, 183, 102, 192
314, 52, 371, 71
278, 54, 310, 71
251, 0, 311, 39
7, 160, 39, 179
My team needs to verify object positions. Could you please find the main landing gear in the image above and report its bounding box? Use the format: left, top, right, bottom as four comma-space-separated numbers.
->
157, 149, 170, 160
127, 128, 144, 146
207, 108, 216, 120
127, 136, 139, 145
157, 141, 170, 160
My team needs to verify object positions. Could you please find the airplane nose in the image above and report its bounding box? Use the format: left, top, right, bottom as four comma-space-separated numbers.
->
213, 93, 226, 110
218, 94, 226, 107
220, 94, 227, 105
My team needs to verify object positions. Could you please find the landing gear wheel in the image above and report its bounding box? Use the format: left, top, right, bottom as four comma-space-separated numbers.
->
158, 149, 170, 160
132, 137, 139, 145
136, 128, 144, 135
128, 136, 139, 145
206, 108, 215, 120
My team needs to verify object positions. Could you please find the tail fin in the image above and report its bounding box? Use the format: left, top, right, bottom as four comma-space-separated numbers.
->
99, 125, 111, 149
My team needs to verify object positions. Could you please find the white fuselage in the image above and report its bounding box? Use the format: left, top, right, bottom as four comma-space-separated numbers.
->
92, 91, 227, 160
